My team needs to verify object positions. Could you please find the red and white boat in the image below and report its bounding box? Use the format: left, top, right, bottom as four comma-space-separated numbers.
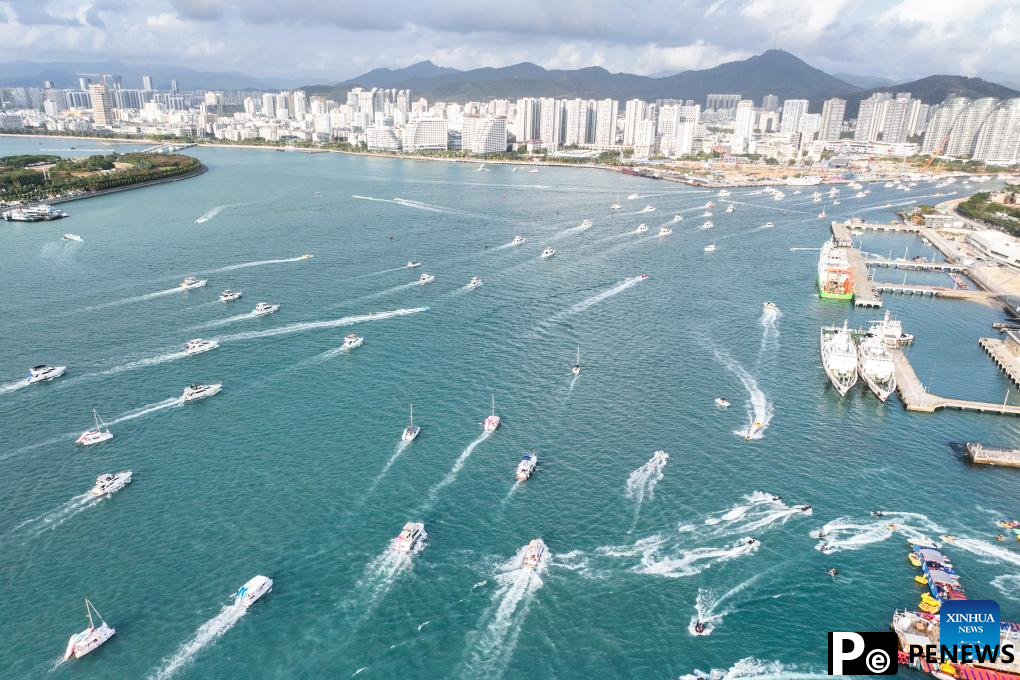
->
75, 409, 113, 446
63, 599, 115, 660
483, 394, 501, 434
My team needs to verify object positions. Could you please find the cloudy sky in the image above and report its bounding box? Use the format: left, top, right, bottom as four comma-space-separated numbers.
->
1, 0, 1017, 83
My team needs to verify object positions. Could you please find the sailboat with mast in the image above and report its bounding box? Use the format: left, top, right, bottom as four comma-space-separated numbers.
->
402, 402, 421, 442
483, 394, 501, 433
75, 409, 113, 446
572, 346, 581, 375
63, 599, 115, 660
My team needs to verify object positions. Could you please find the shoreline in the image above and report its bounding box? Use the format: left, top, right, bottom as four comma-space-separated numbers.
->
48, 164, 208, 205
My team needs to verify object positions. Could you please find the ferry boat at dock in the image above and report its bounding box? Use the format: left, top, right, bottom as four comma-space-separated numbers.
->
817, 241, 853, 300
820, 321, 858, 396
2, 204, 68, 221
857, 334, 897, 401
868, 311, 914, 346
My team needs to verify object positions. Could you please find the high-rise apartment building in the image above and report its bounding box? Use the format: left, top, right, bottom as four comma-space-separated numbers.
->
142, 75, 153, 91
402, 115, 449, 152
818, 98, 846, 141
779, 99, 809, 135
731, 100, 754, 153
594, 98, 618, 146
921, 97, 969, 153
761, 94, 779, 112
706, 94, 741, 112
972, 98, 1020, 165
622, 99, 648, 146
945, 97, 998, 157
462, 115, 508, 154
88, 83, 113, 126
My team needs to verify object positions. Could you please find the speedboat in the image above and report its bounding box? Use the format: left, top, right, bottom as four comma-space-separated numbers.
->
393, 521, 426, 553
763, 301, 777, 312
522, 538, 546, 569
627, 193, 639, 200
76, 409, 113, 447
63, 600, 115, 660
528, 168, 539, 174
635, 223, 649, 233
417, 272, 435, 284
299, 254, 313, 260
818, 210, 826, 219
185, 338, 218, 355
180, 277, 207, 290
702, 211, 713, 217
511, 235, 526, 246
773, 192, 785, 200
715, 397, 730, 407
673, 215, 683, 223
855, 192, 866, 198
639, 274, 649, 281
89, 471, 131, 497
541, 247, 555, 258
62, 233, 83, 241
640, 205, 655, 213
233, 575, 273, 610
701, 220, 714, 229
725, 205, 735, 213
402, 403, 420, 442
705, 201, 715, 208
341, 333, 363, 351
610, 201, 621, 210
181, 383, 222, 402
578, 219, 593, 231
572, 345, 581, 375
483, 394, 500, 433
467, 276, 483, 288
744, 420, 764, 441
219, 289, 242, 302
253, 302, 280, 316
703, 243, 716, 252
516, 453, 538, 481
27, 364, 66, 384
718, 190, 731, 197
406, 260, 422, 268
659, 226, 673, 237
762, 222, 774, 229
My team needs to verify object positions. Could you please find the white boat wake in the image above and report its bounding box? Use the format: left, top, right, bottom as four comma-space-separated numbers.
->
362, 440, 411, 499
97, 350, 190, 378
148, 604, 247, 680
353, 265, 414, 279
551, 276, 647, 321
758, 305, 782, 357
600, 535, 761, 579
952, 536, 1020, 568
625, 450, 669, 529
194, 205, 225, 223
106, 397, 183, 427
423, 432, 490, 509
12, 493, 100, 536
213, 307, 428, 344
567, 373, 579, 393
391, 197, 446, 213
354, 280, 423, 303
0, 378, 30, 395
811, 511, 940, 554
203, 255, 311, 273
354, 532, 427, 618
688, 573, 762, 636
992, 574, 1020, 602
461, 545, 547, 679
680, 657, 827, 680
714, 349, 773, 440
788, 247, 821, 252
80, 286, 186, 313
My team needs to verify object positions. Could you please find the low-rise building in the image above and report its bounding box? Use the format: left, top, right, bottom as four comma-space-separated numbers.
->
969, 229, 1020, 268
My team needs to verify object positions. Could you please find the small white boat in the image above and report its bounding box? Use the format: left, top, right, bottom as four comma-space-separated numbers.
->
717, 190, 731, 197
714, 397, 730, 407
773, 192, 785, 201
818, 210, 826, 219
393, 521, 426, 553
477, 164, 485, 172
76, 409, 113, 447
659, 226, 673, 237
627, 193, 639, 200
701, 221, 714, 229
640, 205, 655, 213
181, 383, 222, 402
467, 276, 483, 288
705, 201, 715, 208
63, 599, 115, 660
763, 301, 777, 312
185, 338, 218, 355
300, 253, 313, 260
541, 247, 555, 258
635, 223, 649, 234
572, 345, 581, 376
672, 214, 683, 223
418, 272, 435, 284
253, 302, 280, 316
833, 200, 841, 205
528, 168, 539, 174
578, 219, 593, 231
702, 211, 713, 217
233, 575, 273, 610
725, 205, 735, 213
402, 403, 420, 442
522, 538, 546, 569
610, 201, 621, 210
511, 235, 526, 246
89, 471, 131, 497
180, 277, 207, 290
515, 453, 538, 481
704, 243, 716, 252
406, 260, 422, 268
27, 364, 66, 384
762, 222, 774, 229
62, 233, 83, 242
483, 394, 500, 433
341, 333, 363, 351
219, 289, 242, 302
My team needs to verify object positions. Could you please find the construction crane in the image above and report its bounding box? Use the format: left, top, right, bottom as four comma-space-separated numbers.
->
924, 136, 949, 169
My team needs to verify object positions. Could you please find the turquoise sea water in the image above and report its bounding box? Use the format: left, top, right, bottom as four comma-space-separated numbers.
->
1, 138, 1018, 680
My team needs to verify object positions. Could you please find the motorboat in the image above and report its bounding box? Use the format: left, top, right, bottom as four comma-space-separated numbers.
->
541, 247, 555, 258
76, 409, 113, 447
27, 364, 66, 384
745, 420, 764, 441
762, 222, 774, 229
627, 193, 639, 200
181, 383, 222, 402
639, 274, 649, 281
483, 394, 501, 433
406, 259, 422, 268
763, 301, 777, 312
515, 453, 538, 481
62, 233, 83, 241
717, 190, 731, 197
725, 205, 735, 213
393, 521, 426, 553
233, 575, 273, 609
715, 397, 730, 407
659, 226, 673, 237
578, 219, 593, 231
522, 538, 546, 569
185, 338, 218, 355
702, 211, 713, 217
772, 192, 785, 201
572, 345, 581, 376
341, 333, 363, 351
673, 214, 683, 223
467, 276, 483, 288
180, 277, 207, 290
855, 191, 866, 198
63, 599, 115, 660
701, 220, 714, 229
511, 235, 526, 246
705, 201, 715, 208
640, 205, 656, 213
219, 289, 242, 302
300, 254, 313, 260
528, 168, 539, 174
402, 403, 420, 442
610, 201, 621, 210
253, 302, 280, 316
3, 204, 68, 221
635, 223, 649, 234
417, 272, 435, 284
89, 471, 132, 497
818, 210, 826, 219
704, 243, 716, 252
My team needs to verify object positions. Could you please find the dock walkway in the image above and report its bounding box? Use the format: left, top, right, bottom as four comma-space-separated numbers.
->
890, 346, 1020, 415
979, 337, 1020, 387
865, 259, 965, 272
843, 246, 883, 307
876, 283, 994, 300
965, 443, 1020, 468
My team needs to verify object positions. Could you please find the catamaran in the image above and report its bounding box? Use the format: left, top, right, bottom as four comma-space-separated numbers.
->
63, 599, 115, 660
483, 394, 501, 433
76, 409, 113, 446
857, 334, 897, 401
402, 403, 420, 442
393, 522, 426, 553
820, 321, 859, 396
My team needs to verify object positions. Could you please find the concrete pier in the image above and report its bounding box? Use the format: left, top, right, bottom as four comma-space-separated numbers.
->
979, 336, 1020, 387
876, 284, 994, 300
865, 259, 966, 272
889, 346, 1020, 415
965, 442, 1020, 468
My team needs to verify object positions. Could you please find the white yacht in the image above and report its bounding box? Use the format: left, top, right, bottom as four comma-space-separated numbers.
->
717, 189, 731, 197
393, 521, 426, 553
467, 276, 483, 288
253, 302, 280, 316
635, 223, 649, 234
658, 226, 673, 237
417, 272, 435, 284
185, 338, 218, 355
515, 453, 538, 481
704, 243, 716, 252
714, 397, 730, 407
63, 600, 114, 660
627, 193, 640, 200
855, 191, 867, 198
483, 394, 501, 433
528, 168, 539, 174
27, 364, 66, 384
180, 277, 207, 290
402, 403, 420, 442
705, 201, 715, 208
610, 200, 621, 210
762, 222, 775, 229
818, 209, 826, 219
857, 334, 897, 401
725, 204, 735, 213
76, 409, 113, 447
233, 575, 273, 610
219, 289, 242, 302
763, 301, 777, 312
701, 220, 714, 229
522, 538, 546, 569
181, 383, 222, 402
511, 234, 526, 246
341, 333, 363, 351
62, 233, 83, 241
772, 192, 785, 201
673, 214, 683, 223
406, 259, 422, 268
640, 205, 656, 213
702, 211, 713, 217
572, 345, 581, 376
541, 247, 555, 258
820, 321, 859, 396
2, 204, 68, 222
833, 199, 841, 205
89, 471, 132, 497
578, 219, 593, 231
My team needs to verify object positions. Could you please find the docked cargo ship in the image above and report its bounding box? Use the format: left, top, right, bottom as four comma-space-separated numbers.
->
817, 240, 853, 300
